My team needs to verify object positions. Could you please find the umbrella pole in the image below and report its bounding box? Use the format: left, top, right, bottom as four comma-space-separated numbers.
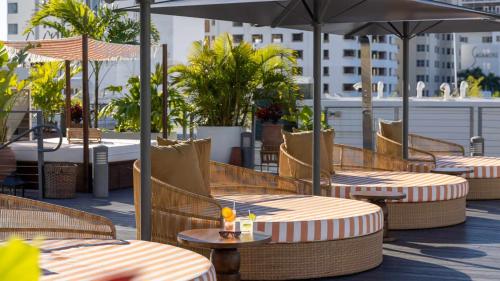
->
312, 22, 322, 196
140, 0, 152, 241
402, 22, 409, 160
162, 44, 169, 139
82, 35, 90, 192
65, 60, 71, 134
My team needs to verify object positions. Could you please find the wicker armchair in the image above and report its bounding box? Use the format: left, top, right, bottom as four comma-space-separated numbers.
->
376, 132, 437, 165
0, 194, 116, 240
133, 160, 309, 245
409, 134, 465, 156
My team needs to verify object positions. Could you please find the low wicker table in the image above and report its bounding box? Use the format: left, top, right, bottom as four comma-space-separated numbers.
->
215, 195, 384, 280
178, 229, 271, 281
350, 191, 406, 242
431, 167, 474, 176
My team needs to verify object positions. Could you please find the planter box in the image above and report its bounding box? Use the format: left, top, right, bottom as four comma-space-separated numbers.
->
197, 126, 243, 163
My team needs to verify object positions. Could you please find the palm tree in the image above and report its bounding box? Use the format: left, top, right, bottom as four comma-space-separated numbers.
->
170, 33, 298, 127
25, 0, 159, 128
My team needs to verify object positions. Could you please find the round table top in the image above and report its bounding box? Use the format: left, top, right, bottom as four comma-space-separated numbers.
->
215, 195, 383, 243
178, 229, 271, 249
431, 167, 474, 176
437, 156, 500, 179
350, 190, 407, 201
37, 239, 215, 281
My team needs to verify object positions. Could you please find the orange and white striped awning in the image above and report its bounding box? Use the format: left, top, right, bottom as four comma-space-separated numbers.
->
2, 36, 139, 62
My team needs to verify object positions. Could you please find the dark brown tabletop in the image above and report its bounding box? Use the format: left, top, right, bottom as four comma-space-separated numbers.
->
350, 190, 406, 201
431, 167, 474, 176
178, 229, 272, 249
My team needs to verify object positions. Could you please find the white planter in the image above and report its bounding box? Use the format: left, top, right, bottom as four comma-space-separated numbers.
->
197, 126, 243, 163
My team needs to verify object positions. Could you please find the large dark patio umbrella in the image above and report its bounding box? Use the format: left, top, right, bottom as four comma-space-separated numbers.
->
127, 0, 500, 240
323, 19, 500, 159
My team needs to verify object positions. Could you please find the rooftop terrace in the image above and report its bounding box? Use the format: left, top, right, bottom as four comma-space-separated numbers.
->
42, 188, 500, 281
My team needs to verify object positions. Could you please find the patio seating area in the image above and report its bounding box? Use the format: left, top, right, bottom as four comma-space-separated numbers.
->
2, 0, 500, 280
40, 188, 500, 281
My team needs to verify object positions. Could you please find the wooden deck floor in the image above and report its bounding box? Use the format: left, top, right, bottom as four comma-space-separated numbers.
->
44, 189, 500, 281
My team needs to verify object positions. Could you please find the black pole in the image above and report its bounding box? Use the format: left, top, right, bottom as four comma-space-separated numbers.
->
140, 0, 152, 241
162, 44, 169, 138
402, 22, 409, 160
65, 60, 71, 133
360, 36, 373, 150
82, 34, 90, 192
312, 1, 321, 196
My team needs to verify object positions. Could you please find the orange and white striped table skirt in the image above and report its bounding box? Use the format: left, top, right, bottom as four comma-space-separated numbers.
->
216, 195, 383, 243
39, 239, 216, 281
436, 156, 500, 179
329, 171, 468, 203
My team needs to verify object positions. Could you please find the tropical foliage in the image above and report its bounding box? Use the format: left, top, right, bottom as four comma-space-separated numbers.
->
29, 62, 80, 123
459, 67, 500, 96
170, 33, 298, 127
284, 107, 329, 131
99, 64, 187, 133
25, 0, 160, 127
0, 42, 29, 143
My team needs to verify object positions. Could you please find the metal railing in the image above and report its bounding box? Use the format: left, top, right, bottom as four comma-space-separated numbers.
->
0, 110, 63, 198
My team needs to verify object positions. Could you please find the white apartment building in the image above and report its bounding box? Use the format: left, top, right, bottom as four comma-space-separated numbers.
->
457, 0, 500, 78
0, 1, 7, 40
399, 33, 457, 96
205, 20, 399, 98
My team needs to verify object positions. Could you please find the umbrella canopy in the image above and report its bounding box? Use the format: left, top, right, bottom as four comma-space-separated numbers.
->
2, 36, 140, 62
126, 0, 500, 198
324, 18, 500, 159
133, 0, 497, 29
324, 19, 500, 36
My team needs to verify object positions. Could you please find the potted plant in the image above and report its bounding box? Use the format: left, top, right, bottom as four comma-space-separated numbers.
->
99, 63, 185, 139
0, 43, 29, 181
70, 101, 83, 127
256, 103, 284, 143
170, 33, 297, 163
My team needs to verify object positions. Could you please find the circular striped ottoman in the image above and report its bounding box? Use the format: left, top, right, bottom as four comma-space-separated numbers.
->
436, 156, 500, 200
216, 195, 383, 280
329, 171, 469, 230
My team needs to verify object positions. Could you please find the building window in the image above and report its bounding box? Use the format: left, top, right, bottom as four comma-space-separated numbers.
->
292, 33, 303, 42
232, 22, 243, 27
460, 36, 469, 43
323, 50, 329, 60
211, 20, 216, 26
271, 34, 283, 43
435, 76, 440, 83
8, 24, 18, 35
252, 34, 263, 44
416, 75, 425, 82
233, 34, 244, 43
323, 67, 329, 76
343, 67, 356, 74
295, 67, 303, 75
343, 49, 356, 57
416, 44, 426, 52
295, 50, 303, 59
416, 60, 425, 67
8, 2, 18, 14
323, 83, 329, 93
434, 61, 440, 68
343, 84, 355, 91
343, 35, 355, 40
372, 35, 386, 43
434, 46, 439, 54
482, 36, 493, 43
323, 33, 329, 42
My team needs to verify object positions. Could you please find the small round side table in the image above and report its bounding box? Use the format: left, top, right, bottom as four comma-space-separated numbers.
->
178, 229, 272, 281
350, 191, 406, 242
431, 167, 473, 177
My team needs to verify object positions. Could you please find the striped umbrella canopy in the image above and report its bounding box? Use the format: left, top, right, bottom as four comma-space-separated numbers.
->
2, 36, 140, 62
